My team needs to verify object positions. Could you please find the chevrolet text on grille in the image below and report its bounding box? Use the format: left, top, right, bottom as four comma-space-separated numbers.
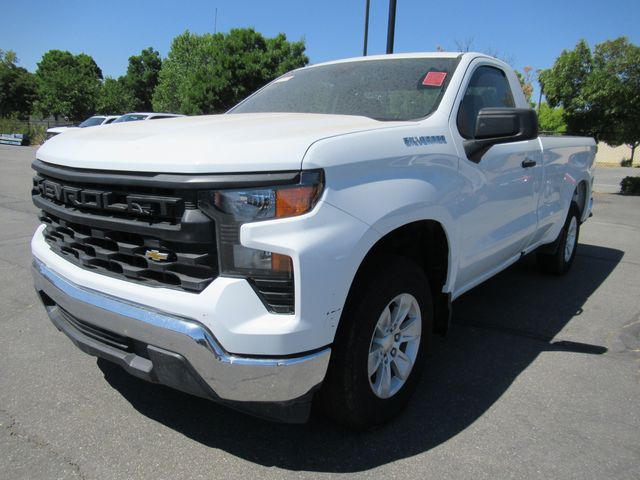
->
34, 176, 180, 217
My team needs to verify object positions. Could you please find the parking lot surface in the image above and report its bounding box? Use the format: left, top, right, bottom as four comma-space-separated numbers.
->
593, 165, 640, 193
1, 144, 638, 480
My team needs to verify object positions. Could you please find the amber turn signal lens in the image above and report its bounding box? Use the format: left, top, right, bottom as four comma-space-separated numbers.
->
275, 185, 319, 218
271, 253, 293, 273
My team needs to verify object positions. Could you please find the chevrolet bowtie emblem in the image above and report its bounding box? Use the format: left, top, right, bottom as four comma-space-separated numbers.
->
145, 249, 170, 262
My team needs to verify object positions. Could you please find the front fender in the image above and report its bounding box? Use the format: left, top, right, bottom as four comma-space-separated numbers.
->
318, 156, 462, 294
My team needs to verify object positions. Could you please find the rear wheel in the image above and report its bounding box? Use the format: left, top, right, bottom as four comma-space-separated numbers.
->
319, 256, 433, 429
537, 203, 581, 275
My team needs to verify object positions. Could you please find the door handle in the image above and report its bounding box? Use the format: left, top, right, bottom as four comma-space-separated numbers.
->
522, 158, 537, 168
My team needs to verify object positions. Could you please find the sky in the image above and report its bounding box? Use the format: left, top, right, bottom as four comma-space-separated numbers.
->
2, 0, 639, 98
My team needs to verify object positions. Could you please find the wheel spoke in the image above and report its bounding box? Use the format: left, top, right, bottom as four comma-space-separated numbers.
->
379, 362, 391, 397
372, 360, 389, 397
398, 316, 420, 342
368, 347, 383, 376
391, 294, 412, 328
375, 306, 392, 337
391, 350, 412, 380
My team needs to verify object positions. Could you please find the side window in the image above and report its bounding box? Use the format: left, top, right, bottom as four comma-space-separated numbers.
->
457, 66, 515, 139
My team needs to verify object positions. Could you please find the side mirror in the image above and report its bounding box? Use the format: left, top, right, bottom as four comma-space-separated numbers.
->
463, 108, 538, 162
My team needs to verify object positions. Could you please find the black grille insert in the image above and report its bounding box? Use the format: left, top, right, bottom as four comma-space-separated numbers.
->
40, 212, 217, 292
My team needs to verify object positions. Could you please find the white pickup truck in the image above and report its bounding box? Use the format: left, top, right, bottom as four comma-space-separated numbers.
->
31, 52, 595, 428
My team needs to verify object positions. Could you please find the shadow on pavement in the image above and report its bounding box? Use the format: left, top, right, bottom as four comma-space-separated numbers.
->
98, 243, 622, 473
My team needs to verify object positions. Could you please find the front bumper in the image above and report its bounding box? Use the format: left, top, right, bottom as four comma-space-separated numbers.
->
32, 259, 330, 423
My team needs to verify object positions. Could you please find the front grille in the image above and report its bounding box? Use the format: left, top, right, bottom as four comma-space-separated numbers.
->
40, 212, 217, 292
33, 163, 219, 293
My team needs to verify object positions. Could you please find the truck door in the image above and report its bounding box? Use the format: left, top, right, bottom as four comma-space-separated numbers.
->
451, 63, 542, 292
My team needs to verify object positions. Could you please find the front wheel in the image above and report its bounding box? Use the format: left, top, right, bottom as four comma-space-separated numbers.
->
319, 256, 433, 429
537, 203, 581, 275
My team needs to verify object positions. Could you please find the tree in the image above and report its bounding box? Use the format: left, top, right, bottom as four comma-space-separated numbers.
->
153, 28, 308, 115
454, 37, 476, 52
537, 103, 567, 134
515, 66, 534, 105
33, 50, 103, 121
589, 37, 640, 160
0, 49, 36, 119
540, 37, 640, 159
96, 77, 136, 114
450, 38, 515, 65
122, 47, 162, 111
152, 31, 218, 115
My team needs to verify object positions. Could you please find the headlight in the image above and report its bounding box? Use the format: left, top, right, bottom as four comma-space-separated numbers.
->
197, 170, 323, 314
200, 171, 323, 223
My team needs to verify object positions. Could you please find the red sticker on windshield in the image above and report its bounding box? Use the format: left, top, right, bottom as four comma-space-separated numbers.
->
422, 71, 447, 87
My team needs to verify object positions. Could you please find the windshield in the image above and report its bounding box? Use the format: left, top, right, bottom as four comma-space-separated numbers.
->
230, 57, 459, 121
79, 116, 105, 127
113, 114, 148, 123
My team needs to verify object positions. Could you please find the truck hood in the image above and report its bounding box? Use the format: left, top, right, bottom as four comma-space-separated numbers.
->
37, 113, 407, 173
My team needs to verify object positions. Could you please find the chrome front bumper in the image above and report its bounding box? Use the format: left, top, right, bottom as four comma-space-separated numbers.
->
32, 259, 330, 421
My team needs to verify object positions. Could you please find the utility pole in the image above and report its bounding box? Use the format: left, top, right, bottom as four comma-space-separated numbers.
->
363, 0, 370, 56
386, 0, 397, 54
214, 8, 218, 34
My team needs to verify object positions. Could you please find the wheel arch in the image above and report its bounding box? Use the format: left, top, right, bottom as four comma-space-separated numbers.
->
339, 219, 453, 339
573, 180, 589, 222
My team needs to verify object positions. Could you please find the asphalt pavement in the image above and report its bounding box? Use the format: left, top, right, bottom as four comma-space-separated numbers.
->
1, 144, 639, 480
593, 165, 640, 193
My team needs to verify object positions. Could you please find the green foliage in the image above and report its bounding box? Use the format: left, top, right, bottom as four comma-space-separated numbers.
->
122, 47, 162, 111
540, 37, 640, 154
0, 117, 29, 135
96, 77, 136, 114
29, 124, 47, 145
620, 158, 632, 167
153, 28, 308, 114
620, 176, 640, 195
0, 118, 46, 145
0, 49, 36, 119
537, 102, 567, 134
33, 50, 103, 121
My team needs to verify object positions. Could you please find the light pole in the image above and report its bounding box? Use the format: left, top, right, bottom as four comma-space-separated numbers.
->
386, 0, 397, 54
363, 0, 370, 56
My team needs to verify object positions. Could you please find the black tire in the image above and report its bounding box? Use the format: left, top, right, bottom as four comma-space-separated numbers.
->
319, 255, 433, 430
537, 202, 581, 275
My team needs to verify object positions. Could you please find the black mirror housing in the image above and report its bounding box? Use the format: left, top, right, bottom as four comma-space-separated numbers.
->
464, 108, 538, 162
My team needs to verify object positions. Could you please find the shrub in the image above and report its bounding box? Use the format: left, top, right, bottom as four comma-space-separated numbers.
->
621, 158, 632, 167
29, 125, 47, 145
620, 176, 640, 195
0, 117, 29, 135
0, 118, 48, 145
